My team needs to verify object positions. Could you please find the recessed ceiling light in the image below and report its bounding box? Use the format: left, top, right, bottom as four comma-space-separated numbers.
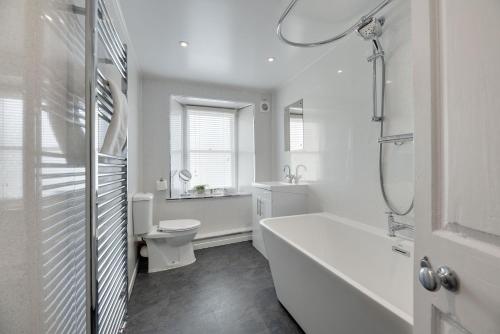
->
267, 57, 275, 63
337, 69, 343, 74
179, 41, 189, 48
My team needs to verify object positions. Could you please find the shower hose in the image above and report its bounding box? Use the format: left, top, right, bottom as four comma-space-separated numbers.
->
371, 42, 414, 216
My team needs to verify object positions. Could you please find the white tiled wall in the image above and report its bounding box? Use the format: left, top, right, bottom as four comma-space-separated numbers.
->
272, 0, 414, 229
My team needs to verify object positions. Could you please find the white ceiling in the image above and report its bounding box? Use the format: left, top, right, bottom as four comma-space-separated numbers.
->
119, 0, 378, 89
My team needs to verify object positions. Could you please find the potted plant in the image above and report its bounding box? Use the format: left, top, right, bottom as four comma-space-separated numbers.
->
193, 184, 206, 195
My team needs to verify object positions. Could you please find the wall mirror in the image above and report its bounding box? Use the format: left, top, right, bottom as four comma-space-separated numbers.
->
284, 99, 304, 151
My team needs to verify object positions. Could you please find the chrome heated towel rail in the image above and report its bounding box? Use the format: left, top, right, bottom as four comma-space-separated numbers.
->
86, 0, 128, 333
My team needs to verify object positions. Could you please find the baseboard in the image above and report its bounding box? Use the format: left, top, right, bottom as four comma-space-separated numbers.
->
193, 231, 252, 250
194, 227, 252, 241
128, 259, 139, 299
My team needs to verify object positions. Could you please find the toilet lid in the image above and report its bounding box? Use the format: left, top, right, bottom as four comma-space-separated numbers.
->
158, 219, 201, 232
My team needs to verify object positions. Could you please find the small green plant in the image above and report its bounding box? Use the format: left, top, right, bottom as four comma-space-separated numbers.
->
193, 184, 206, 194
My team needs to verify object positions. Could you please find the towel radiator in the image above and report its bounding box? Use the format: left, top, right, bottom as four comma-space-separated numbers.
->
86, 0, 128, 333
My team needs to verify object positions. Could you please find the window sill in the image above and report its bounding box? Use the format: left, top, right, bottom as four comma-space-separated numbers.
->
166, 192, 251, 201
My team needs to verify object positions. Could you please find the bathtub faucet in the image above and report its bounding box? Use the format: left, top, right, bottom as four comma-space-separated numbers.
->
387, 212, 415, 237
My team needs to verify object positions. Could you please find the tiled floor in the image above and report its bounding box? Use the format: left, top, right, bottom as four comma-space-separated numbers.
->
126, 241, 305, 334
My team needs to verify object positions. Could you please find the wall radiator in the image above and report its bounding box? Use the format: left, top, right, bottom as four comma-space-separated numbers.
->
86, 0, 128, 333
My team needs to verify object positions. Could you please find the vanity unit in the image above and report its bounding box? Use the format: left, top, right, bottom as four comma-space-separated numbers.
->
252, 182, 308, 258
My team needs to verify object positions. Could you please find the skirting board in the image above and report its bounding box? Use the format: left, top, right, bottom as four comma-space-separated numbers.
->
193, 231, 252, 250
128, 259, 139, 299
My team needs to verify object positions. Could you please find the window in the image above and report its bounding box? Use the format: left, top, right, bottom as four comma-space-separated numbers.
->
170, 105, 236, 195
186, 107, 236, 189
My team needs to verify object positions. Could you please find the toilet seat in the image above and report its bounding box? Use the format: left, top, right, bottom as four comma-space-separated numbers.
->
144, 228, 195, 239
158, 219, 201, 232
142, 219, 201, 239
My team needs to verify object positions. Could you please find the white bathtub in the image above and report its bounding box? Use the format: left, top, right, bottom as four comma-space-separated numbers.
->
261, 212, 413, 334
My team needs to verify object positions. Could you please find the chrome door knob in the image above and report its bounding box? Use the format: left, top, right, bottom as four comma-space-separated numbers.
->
418, 256, 459, 292
419, 257, 440, 291
436, 266, 459, 292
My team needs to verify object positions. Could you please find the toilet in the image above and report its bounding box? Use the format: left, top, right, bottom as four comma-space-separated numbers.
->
132, 193, 201, 273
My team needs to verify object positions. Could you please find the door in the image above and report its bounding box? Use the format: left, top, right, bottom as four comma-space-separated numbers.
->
413, 0, 500, 333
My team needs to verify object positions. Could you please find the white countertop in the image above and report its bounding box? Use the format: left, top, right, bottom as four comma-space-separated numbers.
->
252, 181, 308, 194
166, 192, 251, 201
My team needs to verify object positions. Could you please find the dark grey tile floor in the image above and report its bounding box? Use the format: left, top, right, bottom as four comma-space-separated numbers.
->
126, 241, 305, 334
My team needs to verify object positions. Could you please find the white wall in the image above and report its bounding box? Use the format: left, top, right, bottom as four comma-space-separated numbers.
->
124, 56, 142, 291
237, 105, 255, 193
141, 77, 272, 236
105, 0, 143, 291
158, 196, 252, 238
168, 98, 183, 195
272, 0, 414, 229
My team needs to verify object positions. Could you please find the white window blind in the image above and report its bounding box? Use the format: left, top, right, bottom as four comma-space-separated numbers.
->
186, 106, 235, 189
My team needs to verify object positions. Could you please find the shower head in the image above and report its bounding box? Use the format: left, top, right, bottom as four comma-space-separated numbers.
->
357, 17, 384, 40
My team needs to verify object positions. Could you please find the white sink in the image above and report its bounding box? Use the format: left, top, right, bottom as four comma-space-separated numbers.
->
252, 181, 308, 194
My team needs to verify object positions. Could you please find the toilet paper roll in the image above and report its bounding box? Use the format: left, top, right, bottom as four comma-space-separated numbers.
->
156, 179, 168, 191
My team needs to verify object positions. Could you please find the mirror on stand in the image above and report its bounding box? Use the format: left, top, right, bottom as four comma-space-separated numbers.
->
178, 169, 192, 196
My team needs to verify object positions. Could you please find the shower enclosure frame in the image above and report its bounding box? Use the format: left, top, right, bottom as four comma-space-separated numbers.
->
86, 0, 129, 333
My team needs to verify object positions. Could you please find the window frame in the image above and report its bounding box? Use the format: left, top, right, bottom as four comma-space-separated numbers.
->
181, 105, 238, 192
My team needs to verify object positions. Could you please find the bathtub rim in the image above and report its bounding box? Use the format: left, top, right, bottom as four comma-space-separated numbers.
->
260, 212, 414, 326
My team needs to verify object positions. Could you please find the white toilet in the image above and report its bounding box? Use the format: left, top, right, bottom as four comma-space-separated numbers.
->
132, 193, 201, 273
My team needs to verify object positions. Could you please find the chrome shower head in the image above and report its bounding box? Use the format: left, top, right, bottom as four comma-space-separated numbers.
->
357, 17, 384, 40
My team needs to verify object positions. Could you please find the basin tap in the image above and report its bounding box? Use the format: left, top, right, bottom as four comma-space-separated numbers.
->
283, 165, 294, 183
294, 165, 307, 184
387, 212, 415, 237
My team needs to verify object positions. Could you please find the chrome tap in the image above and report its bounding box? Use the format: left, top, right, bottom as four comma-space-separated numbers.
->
387, 212, 415, 237
294, 164, 307, 184
283, 164, 294, 183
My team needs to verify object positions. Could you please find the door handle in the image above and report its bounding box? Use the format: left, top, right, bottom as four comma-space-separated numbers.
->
418, 256, 459, 292
257, 198, 261, 216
